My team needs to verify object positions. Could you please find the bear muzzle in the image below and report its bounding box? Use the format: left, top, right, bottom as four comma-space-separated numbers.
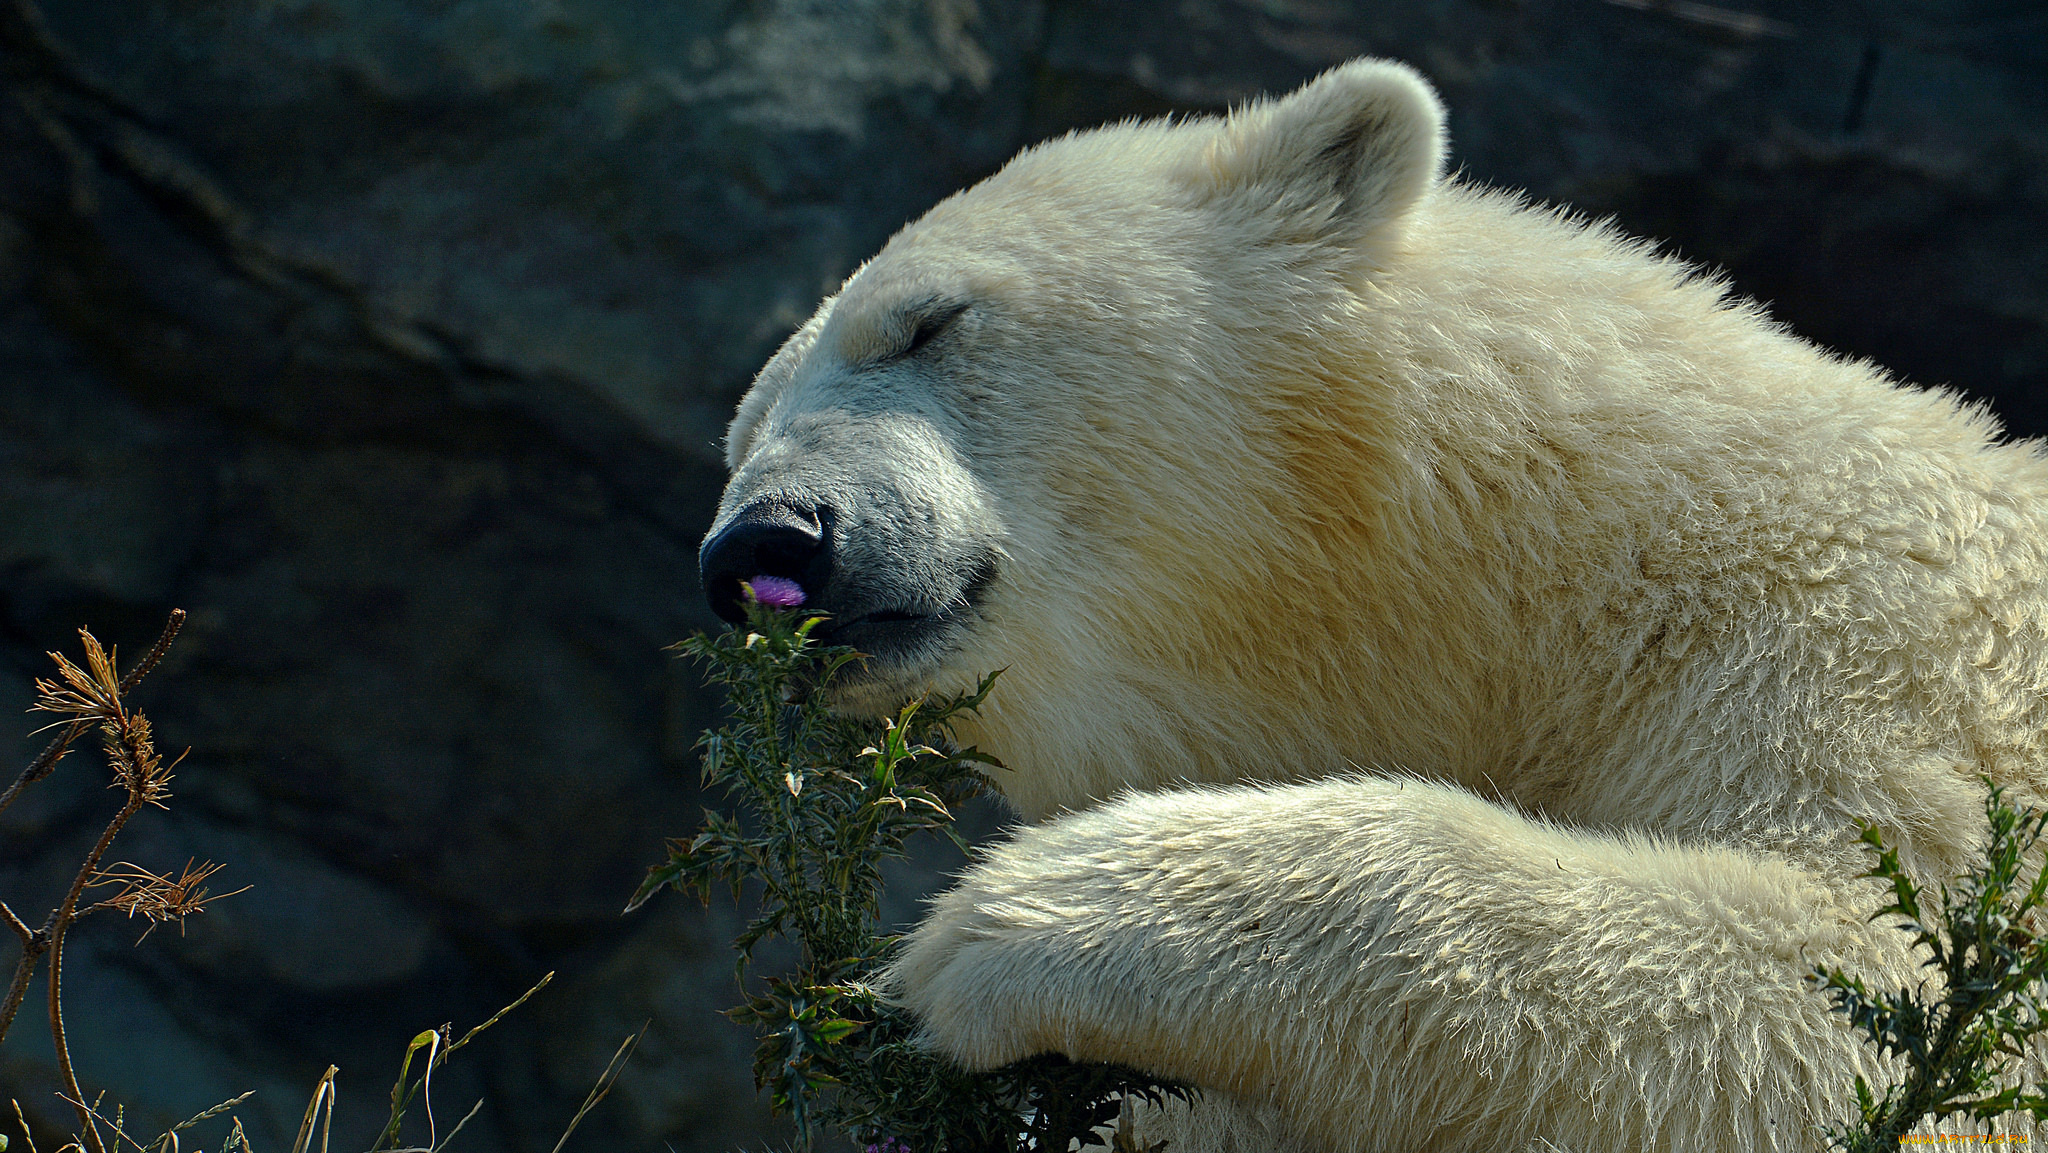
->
699, 497, 999, 687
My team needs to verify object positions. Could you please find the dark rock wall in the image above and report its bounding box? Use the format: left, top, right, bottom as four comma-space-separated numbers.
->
0, 1, 2039, 1150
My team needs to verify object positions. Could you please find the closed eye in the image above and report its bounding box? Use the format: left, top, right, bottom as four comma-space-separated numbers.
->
895, 299, 969, 360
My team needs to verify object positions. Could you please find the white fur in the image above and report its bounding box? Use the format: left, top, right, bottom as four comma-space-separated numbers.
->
723, 59, 2048, 1150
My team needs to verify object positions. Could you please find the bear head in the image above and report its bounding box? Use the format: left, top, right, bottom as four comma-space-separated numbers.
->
700, 59, 1447, 818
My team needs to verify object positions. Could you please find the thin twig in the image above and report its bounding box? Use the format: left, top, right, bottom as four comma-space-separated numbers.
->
289, 1069, 335, 1153
547, 1027, 644, 1153
55, 1093, 155, 1153
0, 925, 46, 1044
427, 1099, 483, 1153
0, 900, 33, 945
417, 1031, 441, 1151
115, 610, 186, 697
13, 1098, 41, 1153
0, 719, 91, 821
49, 794, 142, 1153
446, 971, 553, 1058
166, 1091, 253, 1137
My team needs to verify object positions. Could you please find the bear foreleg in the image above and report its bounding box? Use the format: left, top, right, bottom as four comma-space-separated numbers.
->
888, 775, 1922, 1152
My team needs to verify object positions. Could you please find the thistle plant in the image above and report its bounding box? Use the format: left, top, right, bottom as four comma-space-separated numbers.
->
633, 599, 1189, 1152
1813, 780, 2048, 1149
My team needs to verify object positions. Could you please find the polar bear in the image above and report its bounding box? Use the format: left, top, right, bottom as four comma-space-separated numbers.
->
696, 59, 2048, 1151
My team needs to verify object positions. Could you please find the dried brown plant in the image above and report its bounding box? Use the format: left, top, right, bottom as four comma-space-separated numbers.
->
0, 610, 214, 1153
85, 859, 247, 942
0, 610, 622, 1153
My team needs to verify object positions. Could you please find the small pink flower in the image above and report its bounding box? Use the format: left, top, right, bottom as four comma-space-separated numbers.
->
745, 574, 806, 609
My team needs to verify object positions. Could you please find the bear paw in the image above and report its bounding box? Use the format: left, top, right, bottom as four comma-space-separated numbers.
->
883, 809, 1160, 1071
883, 870, 1066, 1070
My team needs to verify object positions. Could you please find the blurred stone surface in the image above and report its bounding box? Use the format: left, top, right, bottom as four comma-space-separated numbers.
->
0, 0, 2039, 1149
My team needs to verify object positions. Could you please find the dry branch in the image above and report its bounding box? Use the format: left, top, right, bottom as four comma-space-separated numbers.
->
0, 611, 193, 1153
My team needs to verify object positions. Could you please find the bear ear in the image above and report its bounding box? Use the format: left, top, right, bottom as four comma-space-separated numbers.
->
1193, 58, 1446, 259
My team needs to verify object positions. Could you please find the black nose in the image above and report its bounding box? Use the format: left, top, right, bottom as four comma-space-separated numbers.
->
698, 502, 829, 623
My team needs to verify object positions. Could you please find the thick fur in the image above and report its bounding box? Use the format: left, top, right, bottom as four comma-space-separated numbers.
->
710, 59, 2048, 1150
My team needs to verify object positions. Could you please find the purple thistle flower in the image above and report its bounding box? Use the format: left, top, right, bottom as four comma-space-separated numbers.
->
864, 1141, 911, 1153
745, 574, 806, 609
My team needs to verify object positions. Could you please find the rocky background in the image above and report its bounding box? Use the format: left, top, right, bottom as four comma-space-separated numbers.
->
0, 0, 2039, 1149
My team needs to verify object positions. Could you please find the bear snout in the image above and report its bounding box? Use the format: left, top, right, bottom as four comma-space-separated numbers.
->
698, 501, 830, 624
